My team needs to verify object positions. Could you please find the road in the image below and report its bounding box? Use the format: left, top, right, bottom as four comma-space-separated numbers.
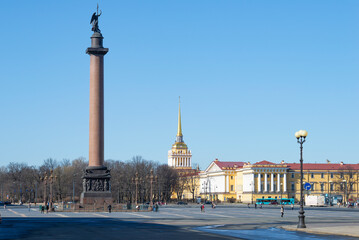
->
1, 205, 359, 239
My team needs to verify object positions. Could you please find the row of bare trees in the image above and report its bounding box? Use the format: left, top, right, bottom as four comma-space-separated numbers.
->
0, 156, 186, 204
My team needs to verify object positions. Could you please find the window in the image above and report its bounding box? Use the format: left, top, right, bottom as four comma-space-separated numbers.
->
230, 185, 234, 191
350, 173, 353, 179
291, 173, 295, 178
291, 182, 295, 191
330, 183, 334, 191
331, 173, 334, 178
350, 183, 354, 191
321, 173, 324, 179
311, 183, 315, 191
320, 183, 324, 191
311, 173, 314, 178
231, 176, 233, 180
340, 173, 344, 179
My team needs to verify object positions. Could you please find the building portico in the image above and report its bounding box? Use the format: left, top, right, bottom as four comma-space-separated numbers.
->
238, 161, 289, 203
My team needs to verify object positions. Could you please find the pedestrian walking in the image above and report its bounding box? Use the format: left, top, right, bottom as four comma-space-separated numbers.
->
260, 202, 263, 209
28, 203, 31, 212
254, 203, 257, 209
291, 203, 294, 210
3, 204, 6, 210
201, 204, 205, 212
281, 206, 284, 217
247, 203, 250, 208
46, 204, 49, 214
155, 203, 159, 212
107, 204, 112, 213
41, 205, 44, 214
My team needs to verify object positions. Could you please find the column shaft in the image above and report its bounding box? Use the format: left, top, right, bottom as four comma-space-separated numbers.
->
89, 55, 104, 167
271, 173, 274, 192
277, 173, 281, 192
258, 173, 261, 192
264, 173, 268, 192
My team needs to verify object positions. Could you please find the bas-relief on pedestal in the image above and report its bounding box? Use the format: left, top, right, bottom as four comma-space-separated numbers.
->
81, 167, 112, 204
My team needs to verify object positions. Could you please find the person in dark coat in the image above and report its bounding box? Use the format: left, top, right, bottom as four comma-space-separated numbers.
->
108, 204, 112, 213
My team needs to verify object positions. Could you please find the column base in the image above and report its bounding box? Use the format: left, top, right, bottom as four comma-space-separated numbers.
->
80, 166, 112, 205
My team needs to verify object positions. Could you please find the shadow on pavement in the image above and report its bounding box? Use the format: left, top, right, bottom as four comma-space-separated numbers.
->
0, 218, 238, 240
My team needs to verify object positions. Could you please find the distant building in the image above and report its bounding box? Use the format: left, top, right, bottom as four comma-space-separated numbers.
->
199, 158, 244, 202
197, 159, 359, 204
168, 99, 192, 169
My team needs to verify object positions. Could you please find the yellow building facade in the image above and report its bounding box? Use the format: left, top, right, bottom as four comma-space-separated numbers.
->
198, 159, 242, 202
192, 160, 359, 204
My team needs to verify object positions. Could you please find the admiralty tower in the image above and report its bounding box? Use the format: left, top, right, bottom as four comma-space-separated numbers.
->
168, 98, 192, 169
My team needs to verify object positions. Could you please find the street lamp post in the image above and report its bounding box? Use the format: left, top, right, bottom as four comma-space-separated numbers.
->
72, 173, 79, 204
49, 170, 57, 211
132, 172, 140, 205
148, 169, 155, 206
249, 181, 254, 204
343, 180, 347, 206
40, 174, 48, 206
295, 129, 308, 228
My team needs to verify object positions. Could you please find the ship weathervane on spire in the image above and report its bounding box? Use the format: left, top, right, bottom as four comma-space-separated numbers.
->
90, 4, 102, 33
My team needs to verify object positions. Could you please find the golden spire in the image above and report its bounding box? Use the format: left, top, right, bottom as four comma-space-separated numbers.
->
177, 96, 182, 137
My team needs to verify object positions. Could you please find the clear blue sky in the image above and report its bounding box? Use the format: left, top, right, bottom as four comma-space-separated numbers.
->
1, 1, 358, 169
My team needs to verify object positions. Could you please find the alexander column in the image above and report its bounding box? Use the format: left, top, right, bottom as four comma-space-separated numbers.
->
81, 6, 112, 205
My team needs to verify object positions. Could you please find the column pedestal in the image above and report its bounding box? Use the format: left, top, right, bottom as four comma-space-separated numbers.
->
81, 166, 112, 204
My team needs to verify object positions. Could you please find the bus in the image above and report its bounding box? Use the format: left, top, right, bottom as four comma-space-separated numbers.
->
279, 198, 295, 205
256, 198, 278, 205
256, 198, 294, 205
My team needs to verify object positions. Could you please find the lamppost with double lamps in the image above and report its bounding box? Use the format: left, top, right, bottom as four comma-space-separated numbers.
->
147, 169, 156, 206
295, 129, 308, 228
40, 173, 48, 206
132, 172, 141, 205
342, 180, 347, 206
49, 170, 57, 211
249, 181, 254, 204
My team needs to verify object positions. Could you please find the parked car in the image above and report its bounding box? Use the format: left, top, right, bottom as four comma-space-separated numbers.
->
205, 201, 212, 204
177, 201, 188, 205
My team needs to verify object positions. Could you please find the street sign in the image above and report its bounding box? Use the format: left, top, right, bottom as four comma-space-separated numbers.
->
304, 182, 311, 190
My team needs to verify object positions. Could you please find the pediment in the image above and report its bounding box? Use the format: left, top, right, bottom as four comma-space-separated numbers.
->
205, 162, 222, 173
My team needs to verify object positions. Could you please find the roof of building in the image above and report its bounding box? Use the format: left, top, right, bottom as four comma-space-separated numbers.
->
253, 160, 277, 165
287, 163, 359, 170
214, 161, 245, 170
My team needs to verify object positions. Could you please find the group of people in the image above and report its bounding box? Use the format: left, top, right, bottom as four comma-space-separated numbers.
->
40, 204, 49, 214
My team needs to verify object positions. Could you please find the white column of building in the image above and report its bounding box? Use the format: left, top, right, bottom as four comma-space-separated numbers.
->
258, 173, 261, 192
264, 173, 268, 192
283, 173, 287, 192
225, 175, 227, 192
277, 173, 280, 192
270, 173, 274, 192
